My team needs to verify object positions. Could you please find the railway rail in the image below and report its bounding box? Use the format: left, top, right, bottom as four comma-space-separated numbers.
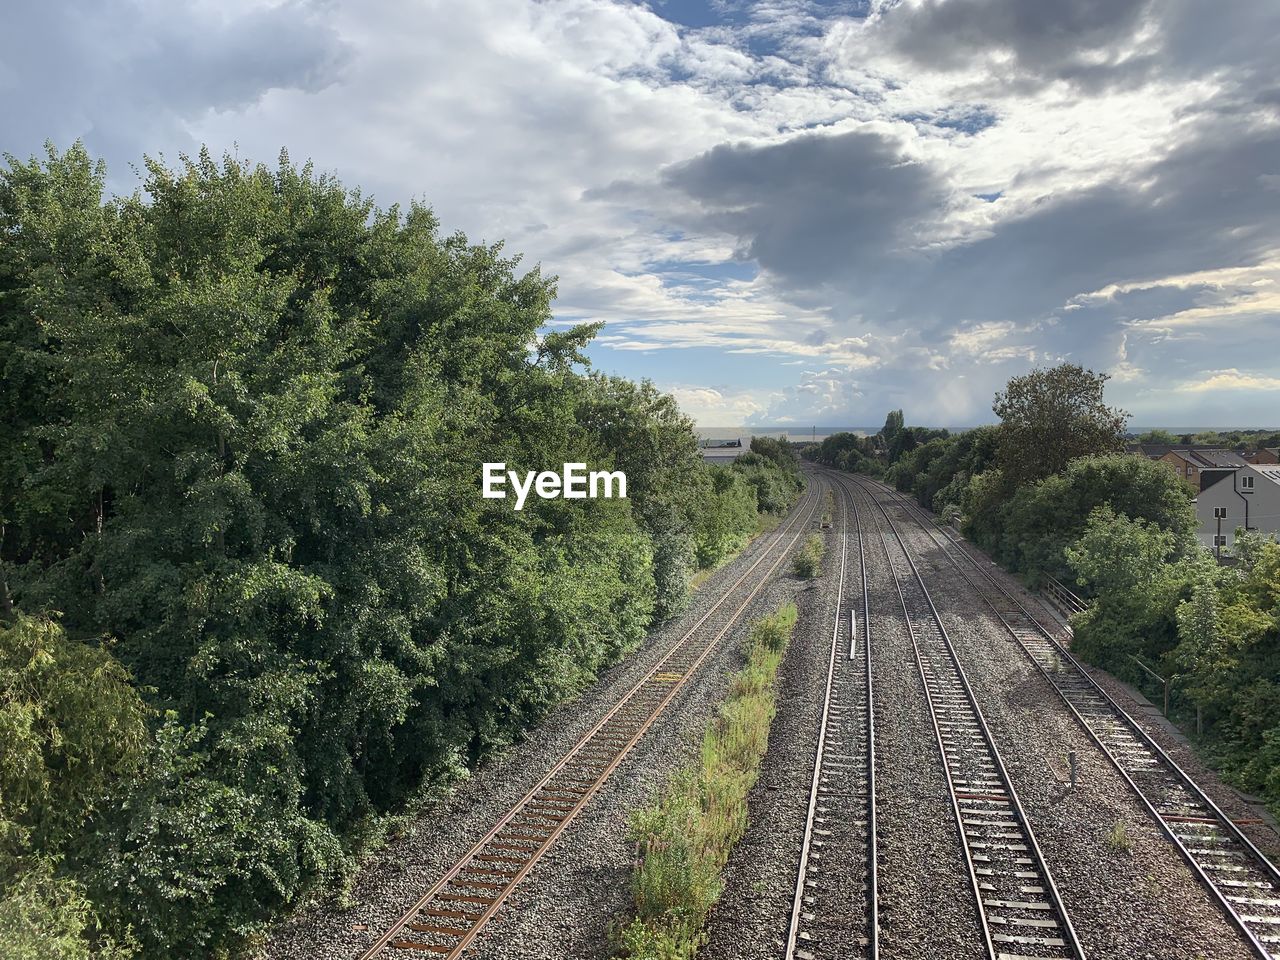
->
785, 477, 878, 960
860, 475, 1280, 960
353, 487, 823, 959
849, 475, 1086, 960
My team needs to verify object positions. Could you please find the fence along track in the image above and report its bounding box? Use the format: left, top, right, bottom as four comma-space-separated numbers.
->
356, 487, 822, 959
851, 476, 1085, 960
785, 476, 878, 960
862, 476, 1280, 960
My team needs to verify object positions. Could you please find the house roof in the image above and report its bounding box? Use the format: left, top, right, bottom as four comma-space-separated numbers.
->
1255, 465, 1280, 486
1189, 449, 1249, 468
1128, 443, 1178, 457
1130, 445, 1255, 467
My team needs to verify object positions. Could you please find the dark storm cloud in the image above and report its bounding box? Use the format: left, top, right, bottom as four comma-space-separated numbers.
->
0, 1, 350, 167
901, 119, 1280, 331
878, 0, 1153, 81
869, 0, 1280, 95
661, 111, 1280, 352
662, 128, 944, 287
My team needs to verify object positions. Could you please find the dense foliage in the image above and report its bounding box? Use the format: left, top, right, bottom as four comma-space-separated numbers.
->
809, 364, 1168, 588
1136, 427, 1280, 450
1069, 519, 1280, 817
966, 454, 1198, 587
993, 364, 1127, 486
0, 144, 802, 956
808, 430, 881, 476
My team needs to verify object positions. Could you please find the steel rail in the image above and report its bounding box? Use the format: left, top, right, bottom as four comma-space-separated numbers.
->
863, 475, 1280, 960
356, 484, 824, 959
847, 474, 1085, 960
785, 474, 878, 960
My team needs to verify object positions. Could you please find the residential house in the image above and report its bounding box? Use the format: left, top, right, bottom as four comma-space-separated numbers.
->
1196, 462, 1280, 555
1151, 448, 1248, 493
1242, 447, 1280, 465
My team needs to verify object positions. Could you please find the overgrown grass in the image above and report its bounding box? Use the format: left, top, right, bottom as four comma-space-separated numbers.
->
792, 533, 825, 578
616, 603, 798, 959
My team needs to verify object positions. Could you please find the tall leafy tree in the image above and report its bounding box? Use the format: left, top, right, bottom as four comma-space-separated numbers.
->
993, 363, 1128, 486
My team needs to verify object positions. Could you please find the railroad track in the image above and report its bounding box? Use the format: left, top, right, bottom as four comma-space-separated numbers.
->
849, 476, 1085, 960
863, 476, 1280, 960
786, 476, 878, 960
354, 486, 823, 959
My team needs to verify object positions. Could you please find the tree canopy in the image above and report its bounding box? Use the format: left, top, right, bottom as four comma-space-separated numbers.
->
0, 143, 804, 957
993, 364, 1128, 486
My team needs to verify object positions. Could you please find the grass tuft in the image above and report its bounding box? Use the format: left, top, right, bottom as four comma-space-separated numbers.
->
1107, 821, 1131, 853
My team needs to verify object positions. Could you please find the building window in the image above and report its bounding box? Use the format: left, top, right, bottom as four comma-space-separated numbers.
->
1214, 507, 1228, 519
1214, 535, 1228, 547
1242, 475, 1255, 489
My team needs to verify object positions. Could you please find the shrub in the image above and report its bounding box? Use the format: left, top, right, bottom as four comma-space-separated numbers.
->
793, 534, 825, 578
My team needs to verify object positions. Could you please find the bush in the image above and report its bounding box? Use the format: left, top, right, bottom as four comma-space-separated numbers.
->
693, 468, 759, 568
0, 861, 135, 960
0, 615, 148, 871
0, 615, 148, 958
1068, 516, 1280, 820
982, 453, 1197, 586
793, 534, 824, 578
731, 448, 803, 516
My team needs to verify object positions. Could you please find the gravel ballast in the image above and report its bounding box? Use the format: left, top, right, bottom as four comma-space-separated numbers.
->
698, 487, 844, 960
944, 526, 1280, 862
260, 485, 823, 960
263, 471, 1278, 960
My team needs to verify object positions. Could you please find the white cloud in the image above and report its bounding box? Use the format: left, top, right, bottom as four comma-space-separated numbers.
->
666, 385, 777, 425
1178, 369, 1280, 393
4, 0, 1279, 425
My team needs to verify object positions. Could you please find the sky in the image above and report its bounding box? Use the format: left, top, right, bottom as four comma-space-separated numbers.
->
3, 0, 1279, 427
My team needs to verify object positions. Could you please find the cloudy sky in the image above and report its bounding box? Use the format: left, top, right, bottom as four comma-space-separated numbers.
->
4, 0, 1279, 426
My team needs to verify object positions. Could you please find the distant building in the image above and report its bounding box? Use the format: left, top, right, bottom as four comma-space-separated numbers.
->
1127, 445, 1252, 493
1196, 463, 1280, 555
1242, 447, 1280, 465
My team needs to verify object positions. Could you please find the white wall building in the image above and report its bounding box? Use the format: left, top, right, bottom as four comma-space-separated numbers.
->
1195, 463, 1280, 555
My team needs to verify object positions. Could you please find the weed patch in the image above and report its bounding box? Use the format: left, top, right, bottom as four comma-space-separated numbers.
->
616, 603, 798, 958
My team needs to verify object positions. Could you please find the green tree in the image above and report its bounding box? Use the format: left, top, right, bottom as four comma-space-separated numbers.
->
0, 144, 760, 954
0, 860, 135, 960
0, 615, 148, 875
993, 364, 1128, 486
989, 453, 1196, 585
693, 468, 758, 568
1065, 506, 1185, 671
0, 615, 146, 960
881, 410, 904, 451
